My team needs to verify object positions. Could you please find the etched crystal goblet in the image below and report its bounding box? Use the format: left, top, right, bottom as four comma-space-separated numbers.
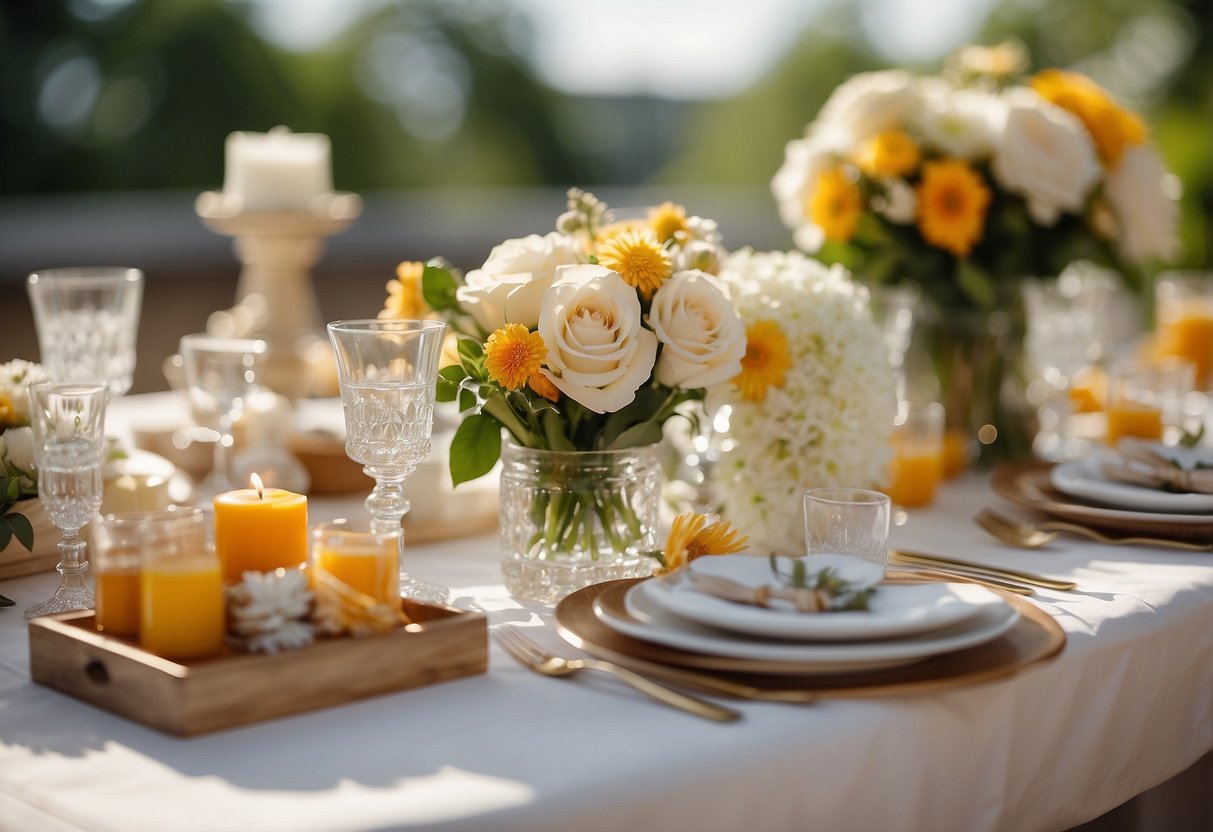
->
327, 319, 447, 603
26, 268, 144, 395
179, 334, 267, 502
24, 382, 109, 619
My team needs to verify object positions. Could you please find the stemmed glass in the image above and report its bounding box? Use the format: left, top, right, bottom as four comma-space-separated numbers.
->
26, 268, 144, 395
179, 334, 267, 502
865, 283, 920, 404
327, 319, 447, 603
24, 382, 108, 619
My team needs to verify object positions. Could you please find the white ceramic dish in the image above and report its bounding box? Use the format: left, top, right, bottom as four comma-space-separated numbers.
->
1050, 446, 1213, 514
664, 555, 999, 642
589, 573, 1020, 673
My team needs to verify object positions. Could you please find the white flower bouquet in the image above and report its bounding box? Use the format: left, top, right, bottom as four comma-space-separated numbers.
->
772, 42, 1179, 312
709, 250, 894, 554
1, 359, 50, 556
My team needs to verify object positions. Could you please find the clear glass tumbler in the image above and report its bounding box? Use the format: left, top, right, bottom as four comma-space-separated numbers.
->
803, 487, 891, 568
26, 267, 144, 395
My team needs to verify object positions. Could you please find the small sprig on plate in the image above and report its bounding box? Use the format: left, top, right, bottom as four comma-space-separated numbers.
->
767, 556, 876, 612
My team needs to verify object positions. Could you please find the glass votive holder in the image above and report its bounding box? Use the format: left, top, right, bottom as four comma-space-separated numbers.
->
803, 487, 891, 568
1106, 358, 1196, 447
884, 401, 945, 509
138, 507, 225, 660
311, 519, 401, 606
1154, 271, 1213, 389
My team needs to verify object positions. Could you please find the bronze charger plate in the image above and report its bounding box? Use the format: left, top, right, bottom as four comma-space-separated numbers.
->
554, 575, 1066, 699
991, 462, 1213, 543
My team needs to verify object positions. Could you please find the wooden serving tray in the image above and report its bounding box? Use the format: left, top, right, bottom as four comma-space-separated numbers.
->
29, 599, 487, 736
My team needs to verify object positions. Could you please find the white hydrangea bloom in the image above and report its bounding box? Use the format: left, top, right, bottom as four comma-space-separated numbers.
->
709, 250, 895, 554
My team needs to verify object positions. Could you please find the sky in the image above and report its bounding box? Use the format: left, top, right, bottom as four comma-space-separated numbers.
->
243, 0, 996, 99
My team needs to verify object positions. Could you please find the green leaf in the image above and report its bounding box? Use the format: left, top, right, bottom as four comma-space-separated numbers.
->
5, 476, 17, 502
606, 418, 665, 450
0, 594, 14, 608
421, 264, 461, 312
956, 259, 996, 310
435, 365, 466, 403
457, 336, 485, 365
449, 413, 502, 487
5, 512, 33, 551
459, 388, 477, 412
0, 522, 10, 551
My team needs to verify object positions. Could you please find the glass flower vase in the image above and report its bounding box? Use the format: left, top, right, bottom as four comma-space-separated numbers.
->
499, 443, 661, 604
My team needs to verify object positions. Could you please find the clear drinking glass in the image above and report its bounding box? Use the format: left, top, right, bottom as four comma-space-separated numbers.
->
865, 283, 920, 404
311, 518, 402, 607
327, 319, 447, 603
179, 334, 268, 501
26, 268, 144, 395
24, 382, 109, 619
885, 400, 945, 510
803, 487, 891, 568
1155, 271, 1213, 390
1106, 358, 1196, 447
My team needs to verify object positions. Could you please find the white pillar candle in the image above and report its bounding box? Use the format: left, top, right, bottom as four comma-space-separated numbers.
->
223, 126, 333, 212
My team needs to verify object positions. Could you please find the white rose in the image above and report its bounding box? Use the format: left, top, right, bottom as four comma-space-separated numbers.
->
991, 89, 1100, 226
538, 264, 658, 414
1104, 145, 1180, 263
648, 271, 746, 390
817, 70, 917, 143
455, 232, 582, 332
914, 81, 1003, 159
1, 426, 35, 473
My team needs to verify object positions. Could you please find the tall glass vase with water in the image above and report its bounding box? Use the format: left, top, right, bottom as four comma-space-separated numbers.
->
24, 382, 108, 619
327, 319, 447, 603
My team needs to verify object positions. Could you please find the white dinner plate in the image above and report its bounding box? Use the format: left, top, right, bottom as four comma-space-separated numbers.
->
1050, 446, 1213, 514
674, 554, 998, 641
589, 573, 1020, 673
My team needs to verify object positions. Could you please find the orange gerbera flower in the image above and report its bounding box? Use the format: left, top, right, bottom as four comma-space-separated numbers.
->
734, 319, 792, 403
528, 372, 560, 403
595, 229, 672, 299
915, 159, 991, 258
484, 324, 547, 390
808, 168, 864, 243
647, 201, 689, 244
854, 130, 921, 179
380, 261, 428, 320
661, 512, 749, 572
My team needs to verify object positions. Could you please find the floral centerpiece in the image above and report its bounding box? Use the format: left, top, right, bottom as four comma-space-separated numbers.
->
772, 41, 1179, 461
405, 189, 746, 601
0, 360, 49, 557
708, 250, 894, 554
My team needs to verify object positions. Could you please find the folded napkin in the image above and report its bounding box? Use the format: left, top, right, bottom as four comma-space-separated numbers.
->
687, 573, 831, 613
1100, 440, 1213, 495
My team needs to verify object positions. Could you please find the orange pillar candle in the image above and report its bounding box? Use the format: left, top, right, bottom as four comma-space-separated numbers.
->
885, 441, 944, 508
213, 475, 309, 583
1106, 401, 1163, 446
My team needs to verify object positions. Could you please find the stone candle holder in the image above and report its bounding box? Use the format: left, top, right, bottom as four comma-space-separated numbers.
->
195, 190, 362, 400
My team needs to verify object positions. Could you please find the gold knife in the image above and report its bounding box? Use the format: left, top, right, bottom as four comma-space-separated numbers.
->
891, 549, 1077, 591
889, 565, 1035, 596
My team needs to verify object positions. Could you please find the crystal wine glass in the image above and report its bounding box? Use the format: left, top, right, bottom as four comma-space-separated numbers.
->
26, 268, 144, 395
327, 319, 447, 603
179, 334, 267, 502
24, 382, 109, 619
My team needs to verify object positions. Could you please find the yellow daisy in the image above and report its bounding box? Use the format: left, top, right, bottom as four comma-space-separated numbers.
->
528, 372, 560, 403
807, 168, 864, 243
854, 130, 921, 179
484, 325, 547, 391
647, 201, 689, 244
379, 261, 428, 320
595, 229, 672, 298
915, 159, 991, 258
661, 512, 749, 572
1031, 69, 1146, 168
734, 319, 793, 404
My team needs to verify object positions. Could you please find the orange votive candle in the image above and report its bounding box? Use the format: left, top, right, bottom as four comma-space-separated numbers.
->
885, 441, 944, 508
140, 555, 225, 660
315, 542, 399, 605
96, 566, 141, 637
1105, 401, 1163, 446
213, 480, 309, 583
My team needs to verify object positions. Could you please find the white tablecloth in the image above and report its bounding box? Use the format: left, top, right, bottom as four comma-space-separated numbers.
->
1, 413, 1212, 830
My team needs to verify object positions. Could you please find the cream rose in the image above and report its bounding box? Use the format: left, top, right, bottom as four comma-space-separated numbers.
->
818, 70, 917, 144
991, 89, 1100, 226
0, 426, 35, 473
1104, 145, 1180, 263
455, 232, 582, 332
648, 271, 745, 389
537, 264, 658, 414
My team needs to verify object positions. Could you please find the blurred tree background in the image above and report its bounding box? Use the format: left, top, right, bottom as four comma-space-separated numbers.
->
0, 0, 1209, 264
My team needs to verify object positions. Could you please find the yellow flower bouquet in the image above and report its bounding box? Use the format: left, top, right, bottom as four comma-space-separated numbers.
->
402, 190, 747, 600
773, 42, 1179, 311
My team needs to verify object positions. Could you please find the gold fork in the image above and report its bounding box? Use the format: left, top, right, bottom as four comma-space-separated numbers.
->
975, 507, 1212, 552
493, 627, 741, 722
